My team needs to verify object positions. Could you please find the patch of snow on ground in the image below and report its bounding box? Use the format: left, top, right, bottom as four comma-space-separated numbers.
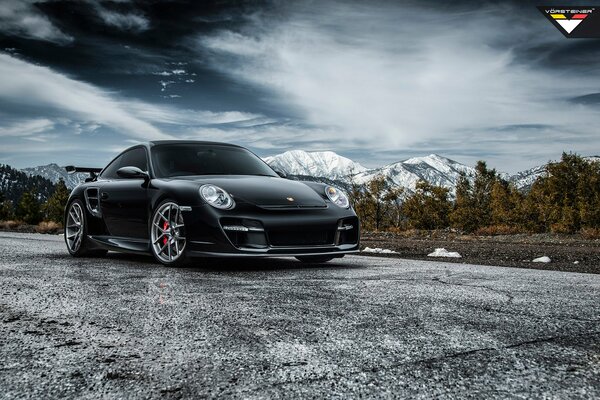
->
362, 247, 397, 254
532, 256, 551, 263
427, 248, 461, 258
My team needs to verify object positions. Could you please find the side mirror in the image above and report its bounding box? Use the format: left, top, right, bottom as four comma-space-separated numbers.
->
274, 170, 287, 178
117, 166, 149, 180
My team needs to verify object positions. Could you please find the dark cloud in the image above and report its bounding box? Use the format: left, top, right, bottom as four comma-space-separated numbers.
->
571, 93, 600, 105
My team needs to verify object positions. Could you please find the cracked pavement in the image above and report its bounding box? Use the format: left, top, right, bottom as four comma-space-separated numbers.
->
1, 232, 599, 399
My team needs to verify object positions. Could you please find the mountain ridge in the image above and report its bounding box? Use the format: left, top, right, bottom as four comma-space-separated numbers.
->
21, 163, 88, 190
16, 151, 600, 193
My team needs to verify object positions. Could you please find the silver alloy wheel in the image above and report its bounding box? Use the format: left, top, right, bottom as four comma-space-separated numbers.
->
151, 202, 186, 263
66, 202, 84, 252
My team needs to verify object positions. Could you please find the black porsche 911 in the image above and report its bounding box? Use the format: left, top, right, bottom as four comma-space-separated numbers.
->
64, 141, 360, 266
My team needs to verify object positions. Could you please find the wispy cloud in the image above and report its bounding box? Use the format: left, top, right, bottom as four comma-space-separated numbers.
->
0, 118, 54, 137
0, 0, 73, 44
0, 53, 170, 140
94, 7, 150, 32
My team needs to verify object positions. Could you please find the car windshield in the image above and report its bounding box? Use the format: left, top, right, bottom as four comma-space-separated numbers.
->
151, 144, 278, 178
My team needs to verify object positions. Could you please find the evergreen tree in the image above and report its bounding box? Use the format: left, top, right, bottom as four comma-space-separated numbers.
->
521, 178, 550, 232
524, 153, 600, 233
16, 190, 42, 225
450, 174, 478, 232
471, 161, 498, 228
43, 179, 71, 223
384, 187, 405, 228
450, 162, 499, 232
0, 192, 14, 220
367, 175, 392, 231
0, 164, 55, 205
489, 180, 523, 228
402, 181, 451, 230
348, 180, 375, 231
576, 157, 600, 229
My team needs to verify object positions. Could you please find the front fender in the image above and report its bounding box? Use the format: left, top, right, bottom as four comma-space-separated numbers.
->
147, 179, 204, 211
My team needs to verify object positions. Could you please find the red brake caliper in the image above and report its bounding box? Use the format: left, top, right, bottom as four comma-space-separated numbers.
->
163, 221, 169, 245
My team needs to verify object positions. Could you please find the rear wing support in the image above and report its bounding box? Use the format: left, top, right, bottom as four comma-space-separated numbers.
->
64, 166, 103, 182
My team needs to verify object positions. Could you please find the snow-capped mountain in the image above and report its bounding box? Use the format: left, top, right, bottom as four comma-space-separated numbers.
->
19, 153, 600, 195
14, 154, 482, 194
354, 154, 475, 194
509, 164, 547, 191
21, 163, 87, 189
263, 150, 367, 181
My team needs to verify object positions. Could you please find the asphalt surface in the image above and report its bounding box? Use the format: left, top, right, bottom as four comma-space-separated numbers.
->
1, 232, 599, 399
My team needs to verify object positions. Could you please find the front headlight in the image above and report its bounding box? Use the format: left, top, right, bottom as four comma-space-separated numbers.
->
325, 186, 350, 208
200, 184, 235, 210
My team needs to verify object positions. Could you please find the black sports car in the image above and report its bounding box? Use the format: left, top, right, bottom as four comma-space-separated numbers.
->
64, 141, 360, 266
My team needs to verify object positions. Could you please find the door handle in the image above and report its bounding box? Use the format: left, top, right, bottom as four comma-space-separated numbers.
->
101, 192, 109, 200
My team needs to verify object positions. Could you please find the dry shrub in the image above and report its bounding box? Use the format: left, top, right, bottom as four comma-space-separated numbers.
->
0, 220, 23, 229
474, 225, 523, 236
581, 227, 600, 239
386, 226, 406, 234
35, 221, 63, 234
549, 222, 575, 234
386, 227, 420, 236
397, 229, 432, 238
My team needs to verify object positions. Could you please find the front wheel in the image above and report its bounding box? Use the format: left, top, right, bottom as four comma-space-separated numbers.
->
150, 200, 188, 267
295, 255, 340, 264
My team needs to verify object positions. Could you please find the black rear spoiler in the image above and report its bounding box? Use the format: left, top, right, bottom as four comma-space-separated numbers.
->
64, 166, 102, 180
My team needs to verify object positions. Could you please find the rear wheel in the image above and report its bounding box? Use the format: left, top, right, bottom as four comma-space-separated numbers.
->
65, 200, 107, 257
150, 200, 188, 267
295, 255, 339, 264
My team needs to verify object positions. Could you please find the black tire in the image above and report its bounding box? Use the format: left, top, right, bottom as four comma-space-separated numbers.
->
295, 255, 339, 264
149, 199, 189, 267
64, 199, 107, 257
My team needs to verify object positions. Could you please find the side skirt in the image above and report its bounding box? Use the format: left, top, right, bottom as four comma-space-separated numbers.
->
88, 235, 150, 255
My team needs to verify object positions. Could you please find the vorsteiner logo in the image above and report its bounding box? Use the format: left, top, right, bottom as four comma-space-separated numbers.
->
538, 6, 600, 37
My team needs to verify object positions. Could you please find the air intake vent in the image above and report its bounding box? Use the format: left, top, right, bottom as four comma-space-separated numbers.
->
335, 217, 359, 245
268, 228, 335, 247
220, 218, 267, 249
84, 187, 101, 217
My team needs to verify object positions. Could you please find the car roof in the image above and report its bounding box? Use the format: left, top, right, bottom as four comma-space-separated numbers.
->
148, 140, 243, 148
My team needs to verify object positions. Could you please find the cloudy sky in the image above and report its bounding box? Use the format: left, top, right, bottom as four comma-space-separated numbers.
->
0, 0, 598, 173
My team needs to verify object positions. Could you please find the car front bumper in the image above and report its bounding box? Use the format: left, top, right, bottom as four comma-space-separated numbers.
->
181, 203, 360, 257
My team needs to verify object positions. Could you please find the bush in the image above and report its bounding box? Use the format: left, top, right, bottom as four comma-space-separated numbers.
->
35, 221, 63, 234
581, 227, 600, 239
474, 225, 524, 236
0, 220, 23, 230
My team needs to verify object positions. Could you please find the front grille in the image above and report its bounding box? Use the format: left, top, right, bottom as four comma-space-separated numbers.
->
268, 228, 335, 247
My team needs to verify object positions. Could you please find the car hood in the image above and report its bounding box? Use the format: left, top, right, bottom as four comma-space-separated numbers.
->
171, 175, 327, 208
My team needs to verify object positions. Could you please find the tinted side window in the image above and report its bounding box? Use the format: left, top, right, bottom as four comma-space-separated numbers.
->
100, 154, 125, 180
121, 147, 148, 171
100, 148, 148, 180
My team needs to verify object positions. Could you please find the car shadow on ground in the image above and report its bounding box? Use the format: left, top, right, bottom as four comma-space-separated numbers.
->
96, 252, 367, 272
